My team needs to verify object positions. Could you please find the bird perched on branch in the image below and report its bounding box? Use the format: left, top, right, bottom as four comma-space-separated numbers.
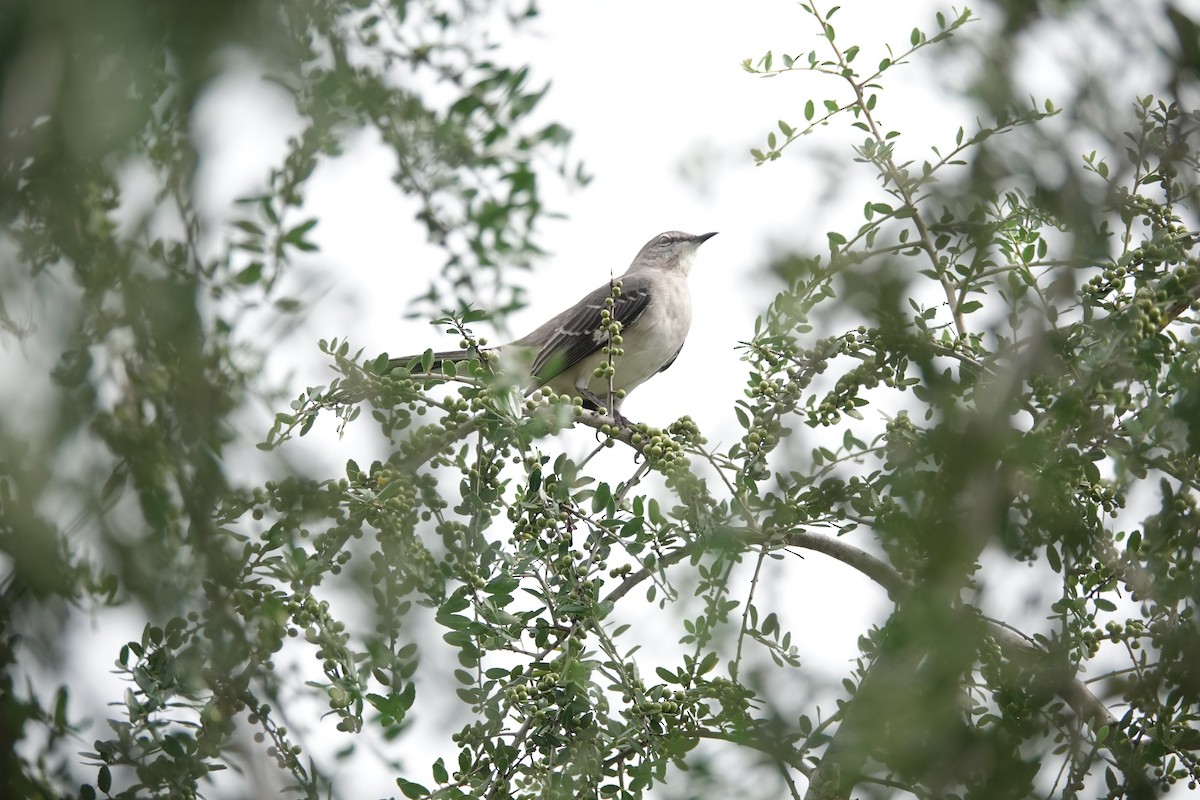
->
388, 230, 717, 421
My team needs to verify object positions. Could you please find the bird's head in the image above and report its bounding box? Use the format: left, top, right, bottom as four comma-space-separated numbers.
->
630, 230, 718, 275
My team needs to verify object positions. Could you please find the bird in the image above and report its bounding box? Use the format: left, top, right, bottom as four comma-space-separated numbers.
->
386, 230, 717, 421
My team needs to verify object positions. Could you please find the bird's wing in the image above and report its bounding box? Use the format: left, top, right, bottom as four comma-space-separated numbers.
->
522, 275, 653, 383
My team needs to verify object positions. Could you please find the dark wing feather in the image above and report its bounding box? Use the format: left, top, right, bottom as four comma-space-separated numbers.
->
525, 277, 653, 383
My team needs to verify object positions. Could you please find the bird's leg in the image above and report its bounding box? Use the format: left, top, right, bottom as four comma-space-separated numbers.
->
577, 387, 629, 428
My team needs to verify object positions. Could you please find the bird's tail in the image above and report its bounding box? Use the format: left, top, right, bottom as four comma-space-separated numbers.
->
387, 348, 483, 373
330, 349, 477, 406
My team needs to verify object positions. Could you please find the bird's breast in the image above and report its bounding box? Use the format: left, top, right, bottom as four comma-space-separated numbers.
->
604, 274, 692, 392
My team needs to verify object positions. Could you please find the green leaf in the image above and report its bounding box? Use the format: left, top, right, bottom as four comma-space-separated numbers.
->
53, 687, 69, 727
441, 591, 470, 614
283, 218, 319, 250
233, 219, 264, 236
484, 576, 518, 595
398, 681, 416, 710
397, 778, 430, 798
235, 262, 264, 285
98, 765, 111, 793
1046, 544, 1062, 573
592, 482, 614, 514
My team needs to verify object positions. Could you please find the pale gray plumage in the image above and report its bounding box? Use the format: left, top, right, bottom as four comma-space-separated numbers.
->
389, 230, 717, 417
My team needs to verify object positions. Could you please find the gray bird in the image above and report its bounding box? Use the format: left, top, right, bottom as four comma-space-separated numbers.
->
388, 230, 717, 419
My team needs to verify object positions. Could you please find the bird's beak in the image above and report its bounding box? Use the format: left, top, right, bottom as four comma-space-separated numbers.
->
694, 232, 718, 245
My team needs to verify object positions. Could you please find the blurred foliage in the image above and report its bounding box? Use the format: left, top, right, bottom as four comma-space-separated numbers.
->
3, 0, 1200, 799
0, 0, 572, 796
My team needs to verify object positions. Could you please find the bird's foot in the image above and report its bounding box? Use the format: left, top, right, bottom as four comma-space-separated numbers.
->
578, 389, 629, 428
